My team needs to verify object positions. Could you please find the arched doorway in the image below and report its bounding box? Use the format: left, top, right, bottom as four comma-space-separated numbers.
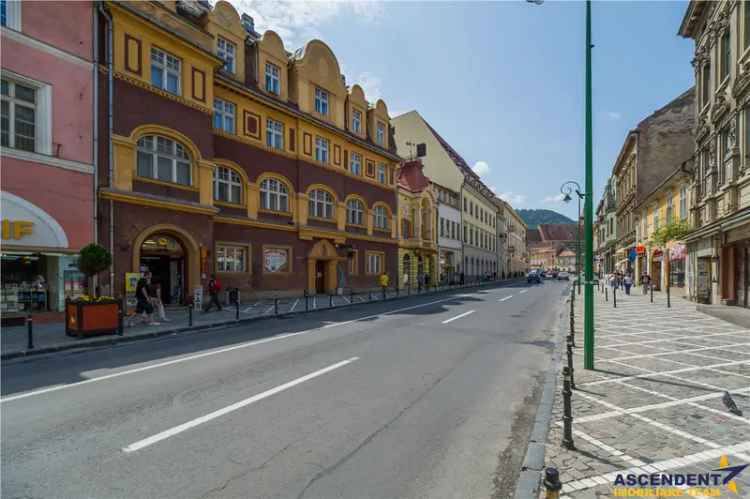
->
132, 224, 200, 304
307, 239, 342, 294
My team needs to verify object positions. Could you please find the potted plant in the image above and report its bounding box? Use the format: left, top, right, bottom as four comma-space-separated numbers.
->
65, 244, 119, 337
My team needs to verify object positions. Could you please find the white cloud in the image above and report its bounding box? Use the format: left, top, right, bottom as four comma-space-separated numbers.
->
229, 0, 384, 48
357, 71, 382, 103
498, 192, 527, 206
472, 160, 490, 177
542, 193, 565, 204
606, 111, 622, 120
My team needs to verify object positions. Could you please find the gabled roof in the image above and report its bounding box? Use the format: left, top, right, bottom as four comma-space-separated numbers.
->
538, 224, 578, 242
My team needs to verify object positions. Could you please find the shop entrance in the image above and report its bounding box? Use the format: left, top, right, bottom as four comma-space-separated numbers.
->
315, 260, 326, 294
139, 234, 185, 304
697, 257, 712, 304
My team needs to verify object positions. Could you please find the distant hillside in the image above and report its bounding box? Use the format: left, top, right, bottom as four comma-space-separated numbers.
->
517, 209, 575, 229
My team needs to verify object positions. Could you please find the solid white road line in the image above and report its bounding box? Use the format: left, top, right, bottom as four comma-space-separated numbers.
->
122, 357, 358, 453
441, 310, 475, 324
519, 289, 528, 294
2, 293, 491, 403
498, 296, 513, 302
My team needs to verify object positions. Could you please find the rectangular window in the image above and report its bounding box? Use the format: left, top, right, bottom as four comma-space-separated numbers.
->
440, 218, 445, 237
1, 78, 36, 152
1, 0, 6, 27
350, 152, 362, 175
217, 37, 236, 73
216, 245, 247, 273
463, 198, 467, 211
352, 109, 362, 134
463, 225, 467, 243
666, 192, 673, 225
653, 208, 659, 231
366, 252, 384, 275
376, 122, 385, 145
377, 163, 386, 184
721, 31, 731, 83
1, 0, 20, 30
720, 126, 730, 184
213, 98, 235, 134
315, 87, 329, 115
265, 63, 280, 95
151, 47, 181, 95
680, 185, 688, 220
315, 136, 329, 163
266, 118, 284, 150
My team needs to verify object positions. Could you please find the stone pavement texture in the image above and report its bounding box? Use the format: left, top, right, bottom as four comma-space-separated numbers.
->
541, 286, 750, 498
1, 280, 510, 358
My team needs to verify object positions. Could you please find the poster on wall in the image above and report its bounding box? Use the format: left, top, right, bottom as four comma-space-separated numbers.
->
264, 248, 289, 273
125, 272, 142, 309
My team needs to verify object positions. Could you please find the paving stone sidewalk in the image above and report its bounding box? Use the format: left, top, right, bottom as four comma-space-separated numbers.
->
541, 286, 750, 498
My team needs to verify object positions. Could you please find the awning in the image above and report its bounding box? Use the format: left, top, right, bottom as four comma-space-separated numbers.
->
670, 243, 686, 261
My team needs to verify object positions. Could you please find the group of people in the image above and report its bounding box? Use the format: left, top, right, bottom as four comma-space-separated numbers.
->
128, 271, 170, 327
606, 271, 652, 296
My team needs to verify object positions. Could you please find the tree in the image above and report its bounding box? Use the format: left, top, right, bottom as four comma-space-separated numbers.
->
78, 243, 112, 297
650, 221, 691, 247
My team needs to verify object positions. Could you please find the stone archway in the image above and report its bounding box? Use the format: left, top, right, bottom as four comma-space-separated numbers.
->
307, 239, 343, 294
132, 224, 201, 301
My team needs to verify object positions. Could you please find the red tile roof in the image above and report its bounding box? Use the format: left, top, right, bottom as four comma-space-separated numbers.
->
538, 224, 578, 242
397, 159, 430, 193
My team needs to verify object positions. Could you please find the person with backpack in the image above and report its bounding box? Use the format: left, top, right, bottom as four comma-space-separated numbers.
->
204, 274, 223, 312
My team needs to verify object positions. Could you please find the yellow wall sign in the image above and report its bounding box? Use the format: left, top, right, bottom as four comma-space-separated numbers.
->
2, 220, 34, 240
125, 273, 142, 293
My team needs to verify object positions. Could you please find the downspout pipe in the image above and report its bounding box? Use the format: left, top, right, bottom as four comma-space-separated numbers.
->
98, 2, 115, 292
91, 4, 99, 294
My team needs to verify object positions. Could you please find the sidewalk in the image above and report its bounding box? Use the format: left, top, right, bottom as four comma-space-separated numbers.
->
540, 287, 750, 498
1, 280, 511, 359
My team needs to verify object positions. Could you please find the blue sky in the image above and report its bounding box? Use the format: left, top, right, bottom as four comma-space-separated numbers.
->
234, 0, 695, 220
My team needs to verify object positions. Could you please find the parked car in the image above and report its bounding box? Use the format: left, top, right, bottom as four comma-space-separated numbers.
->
557, 272, 570, 281
527, 271, 542, 284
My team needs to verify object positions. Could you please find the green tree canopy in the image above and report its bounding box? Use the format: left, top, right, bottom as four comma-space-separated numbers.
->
78, 243, 112, 278
650, 221, 691, 247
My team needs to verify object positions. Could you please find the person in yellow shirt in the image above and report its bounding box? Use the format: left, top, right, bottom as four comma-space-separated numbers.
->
378, 272, 390, 297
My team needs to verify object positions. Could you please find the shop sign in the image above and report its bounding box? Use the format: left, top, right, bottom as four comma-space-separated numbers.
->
636, 244, 646, 255
264, 248, 289, 272
193, 286, 203, 310
1, 192, 68, 248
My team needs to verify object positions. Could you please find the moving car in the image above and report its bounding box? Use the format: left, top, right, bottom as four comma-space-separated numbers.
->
557, 272, 570, 280
527, 271, 542, 284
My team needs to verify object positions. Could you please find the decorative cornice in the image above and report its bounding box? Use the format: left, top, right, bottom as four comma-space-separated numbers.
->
113, 71, 212, 115
2, 147, 94, 175
99, 189, 218, 216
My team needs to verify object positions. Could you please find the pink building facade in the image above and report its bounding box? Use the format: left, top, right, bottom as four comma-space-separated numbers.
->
1, 1, 95, 313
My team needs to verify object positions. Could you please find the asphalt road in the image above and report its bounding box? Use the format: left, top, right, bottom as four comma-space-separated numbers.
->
2, 279, 568, 499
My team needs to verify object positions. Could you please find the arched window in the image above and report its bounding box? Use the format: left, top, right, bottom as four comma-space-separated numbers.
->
346, 199, 364, 225
309, 189, 334, 219
373, 205, 389, 230
213, 166, 242, 204
260, 177, 289, 212
137, 135, 191, 185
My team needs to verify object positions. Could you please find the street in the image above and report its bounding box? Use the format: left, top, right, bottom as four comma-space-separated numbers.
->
2, 280, 566, 499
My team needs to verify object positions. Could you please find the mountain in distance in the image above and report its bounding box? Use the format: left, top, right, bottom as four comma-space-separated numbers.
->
517, 209, 575, 229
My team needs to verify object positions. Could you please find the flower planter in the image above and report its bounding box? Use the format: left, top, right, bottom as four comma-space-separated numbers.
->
65, 299, 119, 337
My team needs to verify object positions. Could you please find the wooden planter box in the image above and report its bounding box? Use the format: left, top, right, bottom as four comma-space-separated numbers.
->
65, 300, 119, 337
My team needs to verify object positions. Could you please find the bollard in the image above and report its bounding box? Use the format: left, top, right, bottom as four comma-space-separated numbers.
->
667, 286, 671, 308
561, 366, 575, 450
543, 467, 562, 499
605, 286, 608, 302
368, 291, 373, 301
118, 297, 125, 336
650, 284, 654, 303
328, 294, 332, 308
305, 290, 309, 312
26, 314, 34, 350
566, 335, 576, 389
188, 303, 193, 327
350, 288, 355, 304
569, 299, 576, 348
235, 300, 240, 321
613, 287, 617, 308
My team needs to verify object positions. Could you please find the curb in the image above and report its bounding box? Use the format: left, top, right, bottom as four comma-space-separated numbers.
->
512, 286, 569, 499
2, 279, 523, 361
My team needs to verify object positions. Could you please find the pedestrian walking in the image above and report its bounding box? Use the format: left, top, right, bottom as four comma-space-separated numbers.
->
128, 272, 159, 327
150, 282, 170, 322
623, 274, 632, 295
641, 272, 651, 295
403, 272, 410, 289
204, 274, 223, 312
378, 271, 390, 294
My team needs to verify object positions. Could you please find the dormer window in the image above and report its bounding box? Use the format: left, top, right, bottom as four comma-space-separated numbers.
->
265, 63, 280, 95
217, 37, 236, 73
315, 87, 329, 115
376, 121, 385, 146
352, 109, 362, 134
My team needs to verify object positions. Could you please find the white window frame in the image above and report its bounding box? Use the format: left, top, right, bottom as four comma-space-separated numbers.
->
350, 152, 362, 175
216, 245, 247, 273
213, 166, 242, 204
352, 109, 362, 134
136, 135, 192, 185
374, 206, 388, 230
309, 189, 334, 219
315, 87, 329, 115
376, 121, 385, 145
680, 186, 688, 220
151, 47, 181, 95
346, 199, 364, 226
1, 73, 52, 155
266, 118, 284, 150
213, 98, 235, 134
260, 178, 290, 212
377, 163, 386, 184
217, 37, 236, 74
265, 62, 280, 95
315, 136, 329, 163
666, 191, 673, 224
1, 0, 22, 30
366, 252, 383, 275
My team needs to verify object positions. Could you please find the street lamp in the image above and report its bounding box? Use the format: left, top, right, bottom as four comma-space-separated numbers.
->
529, 0, 595, 370
561, 181, 584, 295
